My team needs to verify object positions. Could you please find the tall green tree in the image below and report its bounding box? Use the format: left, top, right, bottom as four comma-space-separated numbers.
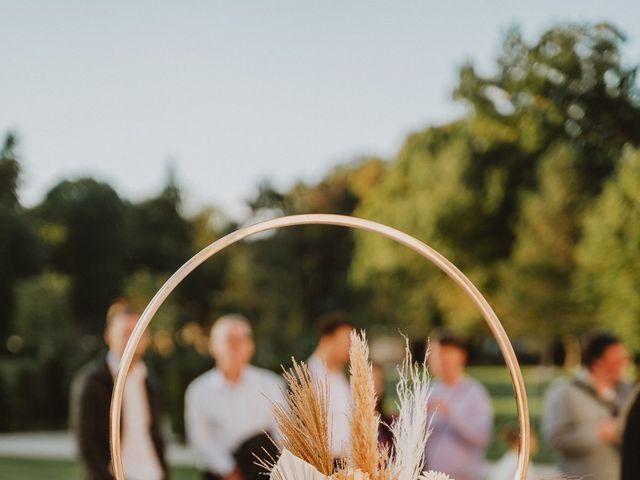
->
0, 133, 44, 347
0, 133, 20, 208
177, 207, 231, 325
126, 169, 193, 274
456, 23, 640, 189
33, 178, 127, 333
497, 142, 592, 342
351, 128, 489, 332
13, 273, 74, 357
224, 161, 377, 366
574, 147, 640, 349
351, 23, 640, 335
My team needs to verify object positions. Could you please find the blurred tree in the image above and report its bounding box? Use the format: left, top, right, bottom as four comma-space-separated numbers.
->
574, 147, 640, 349
350, 129, 449, 328
0, 132, 20, 208
351, 124, 520, 334
32, 178, 127, 333
124, 169, 233, 327
126, 168, 193, 274
9, 273, 77, 429
352, 23, 640, 337
224, 161, 378, 367
124, 269, 180, 345
13, 273, 74, 356
455, 23, 640, 189
0, 133, 44, 349
497, 142, 593, 344
177, 207, 231, 325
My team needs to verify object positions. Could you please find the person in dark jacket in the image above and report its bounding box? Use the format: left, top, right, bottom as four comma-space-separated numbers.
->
622, 387, 640, 480
70, 299, 167, 480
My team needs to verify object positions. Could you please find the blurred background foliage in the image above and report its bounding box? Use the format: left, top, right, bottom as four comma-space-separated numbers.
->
1, 22, 640, 436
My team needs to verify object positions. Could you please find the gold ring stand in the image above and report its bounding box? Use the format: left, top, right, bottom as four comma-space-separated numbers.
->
109, 214, 530, 479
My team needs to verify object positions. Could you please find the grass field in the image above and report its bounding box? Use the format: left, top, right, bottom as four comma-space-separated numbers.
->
467, 365, 557, 462
0, 457, 199, 480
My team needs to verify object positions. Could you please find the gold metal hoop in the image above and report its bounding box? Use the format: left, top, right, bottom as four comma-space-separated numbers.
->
110, 214, 530, 479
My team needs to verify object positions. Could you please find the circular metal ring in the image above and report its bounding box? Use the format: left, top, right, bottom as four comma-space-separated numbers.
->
110, 213, 530, 479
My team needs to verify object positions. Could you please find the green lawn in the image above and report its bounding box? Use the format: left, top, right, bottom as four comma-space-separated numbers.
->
466, 365, 558, 462
0, 457, 199, 480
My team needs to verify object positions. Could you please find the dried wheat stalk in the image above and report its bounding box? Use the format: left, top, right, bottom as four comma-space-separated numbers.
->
272, 359, 334, 476
348, 331, 383, 478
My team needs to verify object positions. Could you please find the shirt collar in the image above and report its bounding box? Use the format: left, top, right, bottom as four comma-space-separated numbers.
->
576, 367, 617, 402
576, 366, 592, 385
213, 365, 251, 388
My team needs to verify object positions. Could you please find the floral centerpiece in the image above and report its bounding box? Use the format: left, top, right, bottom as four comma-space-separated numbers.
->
261, 331, 452, 480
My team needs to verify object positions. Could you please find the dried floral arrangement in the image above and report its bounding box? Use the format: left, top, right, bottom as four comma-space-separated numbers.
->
261, 331, 452, 480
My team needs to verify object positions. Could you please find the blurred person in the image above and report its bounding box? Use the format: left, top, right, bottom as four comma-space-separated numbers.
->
423, 331, 493, 480
184, 314, 283, 480
542, 332, 631, 480
372, 363, 394, 449
489, 425, 538, 480
308, 311, 354, 460
621, 353, 640, 480
622, 386, 640, 480
71, 299, 166, 480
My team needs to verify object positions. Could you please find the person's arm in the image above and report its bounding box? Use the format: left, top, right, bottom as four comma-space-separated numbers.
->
445, 383, 493, 448
76, 376, 114, 480
542, 383, 600, 454
184, 383, 236, 477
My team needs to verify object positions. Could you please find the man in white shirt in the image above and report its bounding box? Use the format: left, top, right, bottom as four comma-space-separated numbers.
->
307, 311, 354, 460
185, 314, 284, 480
71, 299, 166, 480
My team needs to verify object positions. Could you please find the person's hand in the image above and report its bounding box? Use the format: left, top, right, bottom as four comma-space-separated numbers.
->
598, 418, 619, 444
221, 468, 242, 480
428, 398, 449, 417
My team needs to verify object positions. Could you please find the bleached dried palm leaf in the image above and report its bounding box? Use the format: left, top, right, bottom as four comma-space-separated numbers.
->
270, 449, 328, 480
417, 472, 452, 480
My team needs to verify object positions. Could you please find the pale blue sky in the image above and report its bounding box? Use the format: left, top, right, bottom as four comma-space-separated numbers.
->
2, 1, 639, 218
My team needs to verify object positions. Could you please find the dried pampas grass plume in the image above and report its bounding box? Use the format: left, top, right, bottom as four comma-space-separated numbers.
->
389, 337, 432, 480
348, 331, 382, 479
272, 359, 334, 476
